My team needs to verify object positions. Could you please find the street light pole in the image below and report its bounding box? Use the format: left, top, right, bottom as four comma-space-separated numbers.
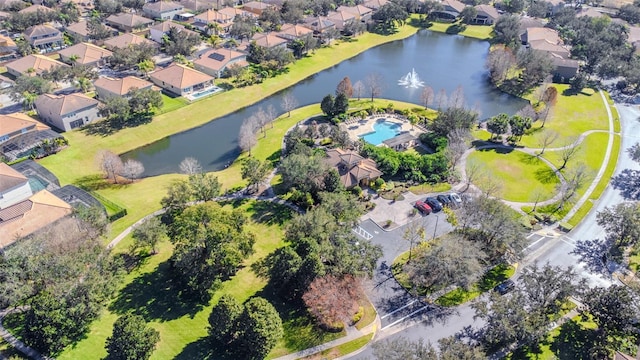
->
432, 214, 439, 240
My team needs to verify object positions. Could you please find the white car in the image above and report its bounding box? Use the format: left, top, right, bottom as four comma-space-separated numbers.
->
449, 193, 463, 207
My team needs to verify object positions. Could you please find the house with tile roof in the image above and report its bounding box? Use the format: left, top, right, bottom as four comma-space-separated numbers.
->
0, 163, 32, 209
18, 4, 54, 14
252, 32, 288, 49
5, 54, 67, 77
363, 0, 388, 10
194, 48, 248, 78
336, 5, 373, 21
103, 33, 159, 50
275, 23, 314, 42
0, 0, 26, 10
34, 93, 100, 131
58, 42, 113, 66
243, 0, 274, 15
23, 24, 64, 53
143, 0, 184, 20
0, 34, 17, 57
94, 76, 155, 99
0, 189, 72, 246
0, 113, 49, 144
325, 148, 383, 189
327, 10, 357, 30
193, 9, 233, 31
472, 4, 499, 25
179, 0, 215, 12
149, 63, 215, 96
106, 13, 154, 32
65, 20, 117, 42
218, 6, 255, 19
150, 21, 188, 43
433, 0, 466, 19
303, 16, 336, 35
521, 27, 579, 79
520, 27, 562, 45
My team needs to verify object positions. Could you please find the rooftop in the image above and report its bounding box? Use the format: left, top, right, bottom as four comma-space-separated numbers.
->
94, 76, 154, 96
143, 0, 183, 13
150, 63, 214, 89
57, 42, 113, 64
104, 33, 158, 49
0, 112, 49, 137
34, 93, 99, 117
106, 13, 154, 28
0, 163, 28, 194
194, 48, 247, 71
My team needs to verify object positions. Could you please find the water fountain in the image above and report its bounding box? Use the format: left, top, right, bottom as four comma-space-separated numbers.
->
398, 68, 425, 88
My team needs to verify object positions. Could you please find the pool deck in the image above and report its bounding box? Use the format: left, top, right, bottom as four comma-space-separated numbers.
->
341, 113, 425, 144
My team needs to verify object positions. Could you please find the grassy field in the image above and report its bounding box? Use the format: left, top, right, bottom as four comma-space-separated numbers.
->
426, 21, 494, 40
156, 94, 188, 115
466, 149, 560, 202
57, 200, 346, 360
300, 334, 374, 360
436, 263, 515, 306
519, 86, 609, 149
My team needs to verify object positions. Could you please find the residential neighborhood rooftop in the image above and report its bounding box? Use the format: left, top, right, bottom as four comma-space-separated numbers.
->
103, 32, 158, 49
93, 76, 154, 96
57, 42, 113, 65
150, 63, 214, 90
34, 93, 99, 118
5, 54, 67, 76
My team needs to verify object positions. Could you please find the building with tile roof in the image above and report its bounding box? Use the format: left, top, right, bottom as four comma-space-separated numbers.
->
18, 4, 54, 13
23, 24, 64, 53
34, 93, 100, 131
5, 54, 67, 77
94, 76, 155, 99
251, 32, 288, 49
275, 23, 313, 41
143, 0, 184, 20
327, 10, 357, 29
194, 48, 248, 78
336, 5, 372, 21
149, 20, 198, 43
65, 20, 118, 42
103, 32, 159, 50
106, 13, 154, 32
473, 4, 499, 25
0, 163, 31, 209
149, 63, 215, 96
325, 148, 383, 189
0, 34, 17, 57
242, 0, 274, 15
58, 42, 113, 66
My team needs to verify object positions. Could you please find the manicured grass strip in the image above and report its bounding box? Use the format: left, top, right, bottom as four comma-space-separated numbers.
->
156, 94, 188, 115
435, 263, 515, 307
426, 22, 494, 40
408, 182, 451, 195
300, 333, 374, 360
355, 299, 377, 331
467, 149, 559, 202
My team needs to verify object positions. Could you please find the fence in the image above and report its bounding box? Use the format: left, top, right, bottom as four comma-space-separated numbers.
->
90, 192, 127, 222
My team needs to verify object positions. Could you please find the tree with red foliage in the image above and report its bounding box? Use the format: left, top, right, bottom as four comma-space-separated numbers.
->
302, 275, 363, 330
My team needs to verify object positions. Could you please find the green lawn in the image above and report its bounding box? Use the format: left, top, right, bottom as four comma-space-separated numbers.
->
57, 200, 343, 360
519, 86, 609, 149
156, 94, 188, 115
300, 334, 373, 360
408, 182, 452, 195
426, 21, 494, 40
436, 263, 516, 306
466, 149, 560, 202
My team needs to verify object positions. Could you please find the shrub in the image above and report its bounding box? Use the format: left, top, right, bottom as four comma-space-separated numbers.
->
352, 186, 363, 197
374, 178, 385, 190
351, 306, 364, 324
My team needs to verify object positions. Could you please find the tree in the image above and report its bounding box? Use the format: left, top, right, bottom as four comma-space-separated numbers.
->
430, 107, 478, 137
508, 115, 532, 141
105, 313, 160, 360
336, 76, 354, 98
280, 92, 298, 117
169, 203, 255, 301
520, 263, 582, 317
234, 297, 283, 360
493, 14, 521, 47
321, 94, 335, 117
372, 2, 409, 28
420, 86, 434, 109
619, 4, 640, 24
160, 179, 192, 218
333, 93, 349, 116
137, 59, 155, 78
372, 337, 438, 360
238, 117, 257, 155
504, 0, 525, 13
445, 128, 471, 171
569, 73, 587, 93
88, 17, 114, 40
99, 96, 131, 128
241, 157, 271, 193
438, 336, 487, 359
75, 77, 92, 93
208, 294, 242, 346
278, 152, 328, 194
302, 275, 362, 329
537, 130, 559, 155
460, 6, 477, 24
128, 88, 163, 116
10, 75, 53, 102
403, 219, 426, 263
540, 86, 558, 127
187, 173, 221, 202
486, 113, 510, 140
559, 138, 580, 170
97, 150, 123, 183
405, 233, 485, 291
179, 157, 202, 175
365, 73, 384, 101
486, 46, 516, 85
131, 216, 166, 255
596, 202, 640, 247
517, 49, 554, 93
448, 85, 466, 109
119, 159, 144, 183
528, 0, 550, 17
582, 285, 639, 350
163, 26, 201, 56
353, 80, 365, 101
108, 43, 157, 70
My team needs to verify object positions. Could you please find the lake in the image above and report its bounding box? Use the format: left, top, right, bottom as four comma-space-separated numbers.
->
123, 30, 527, 176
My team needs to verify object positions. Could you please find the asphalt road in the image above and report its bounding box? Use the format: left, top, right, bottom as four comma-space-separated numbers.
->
349, 104, 640, 359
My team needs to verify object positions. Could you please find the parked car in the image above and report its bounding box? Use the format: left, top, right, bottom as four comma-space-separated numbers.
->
414, 200, 432, 215
449, 193, 463, 207
437, 194, 452, 207
425, 197, 443, 212
494, 279, 516, 295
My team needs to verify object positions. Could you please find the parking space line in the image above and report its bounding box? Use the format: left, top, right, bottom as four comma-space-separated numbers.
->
380, 300, 417, 319
381, 305, 431, 330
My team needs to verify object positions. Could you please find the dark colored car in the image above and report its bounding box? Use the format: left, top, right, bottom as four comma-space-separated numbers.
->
425, 197, 443, 212
414, 200, 432, 215
494, 279, 516, 295
437, 194, 452, 207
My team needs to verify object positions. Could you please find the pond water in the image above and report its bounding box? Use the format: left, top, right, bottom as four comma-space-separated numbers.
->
123, 30, 528, 176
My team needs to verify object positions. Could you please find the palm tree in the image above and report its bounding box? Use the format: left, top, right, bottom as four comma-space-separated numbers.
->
225, 38, 239, 49
75, 77, 92, 93
206, 22, 222, 36
68, 54, 80, 65
22, 91, 37, 110
137, 59, 155, 78
207, 35, 222, 48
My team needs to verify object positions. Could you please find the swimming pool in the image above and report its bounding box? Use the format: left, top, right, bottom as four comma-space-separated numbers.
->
359, 120, 402, 145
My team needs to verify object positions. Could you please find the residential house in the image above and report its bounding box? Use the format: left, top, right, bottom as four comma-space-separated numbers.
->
0, 0, 25, 10
103, 33, 159, 50
433, 0, 466, 20
0, 34, 17, 58
149, 63, 215, 96
0, 112, 60, 161
5, 54, 67, 77
551, 55, 579, 79
327, 10, 357, 30
0, 163, 32, 209
242, 1, 274, 16
521, 27, 578, 79
576, 7, 607, 18
362, 0, 388, 10
0, 11, 10, 20
472, 4, 499, 25
0, 189, 72, 246
94, 76, 155, 99
303, 16, 336, 35
179, 0, 216, 12
18, 4, 55, 14
546, 0, 565, 15
518, 17, 545, 35
275, 23, 313, 42
58, 42, 113, 66
628, 25, 640, 51
106, 13, 154, 32
194, 48, 248, 77
336, 5, 373, 22
192, 9, 232, 32
325, 148, 383, 189
142, 1, 184, 20
251, 32, 288, 49
218, 6, 256, 19
149, 21, 198, 43
34, 93, 100, 131
529, 39, 570, 58
382, 132, 418, 151
520, 27, 561, 45
65, 20, 117, 42
23, 24, 64, 53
